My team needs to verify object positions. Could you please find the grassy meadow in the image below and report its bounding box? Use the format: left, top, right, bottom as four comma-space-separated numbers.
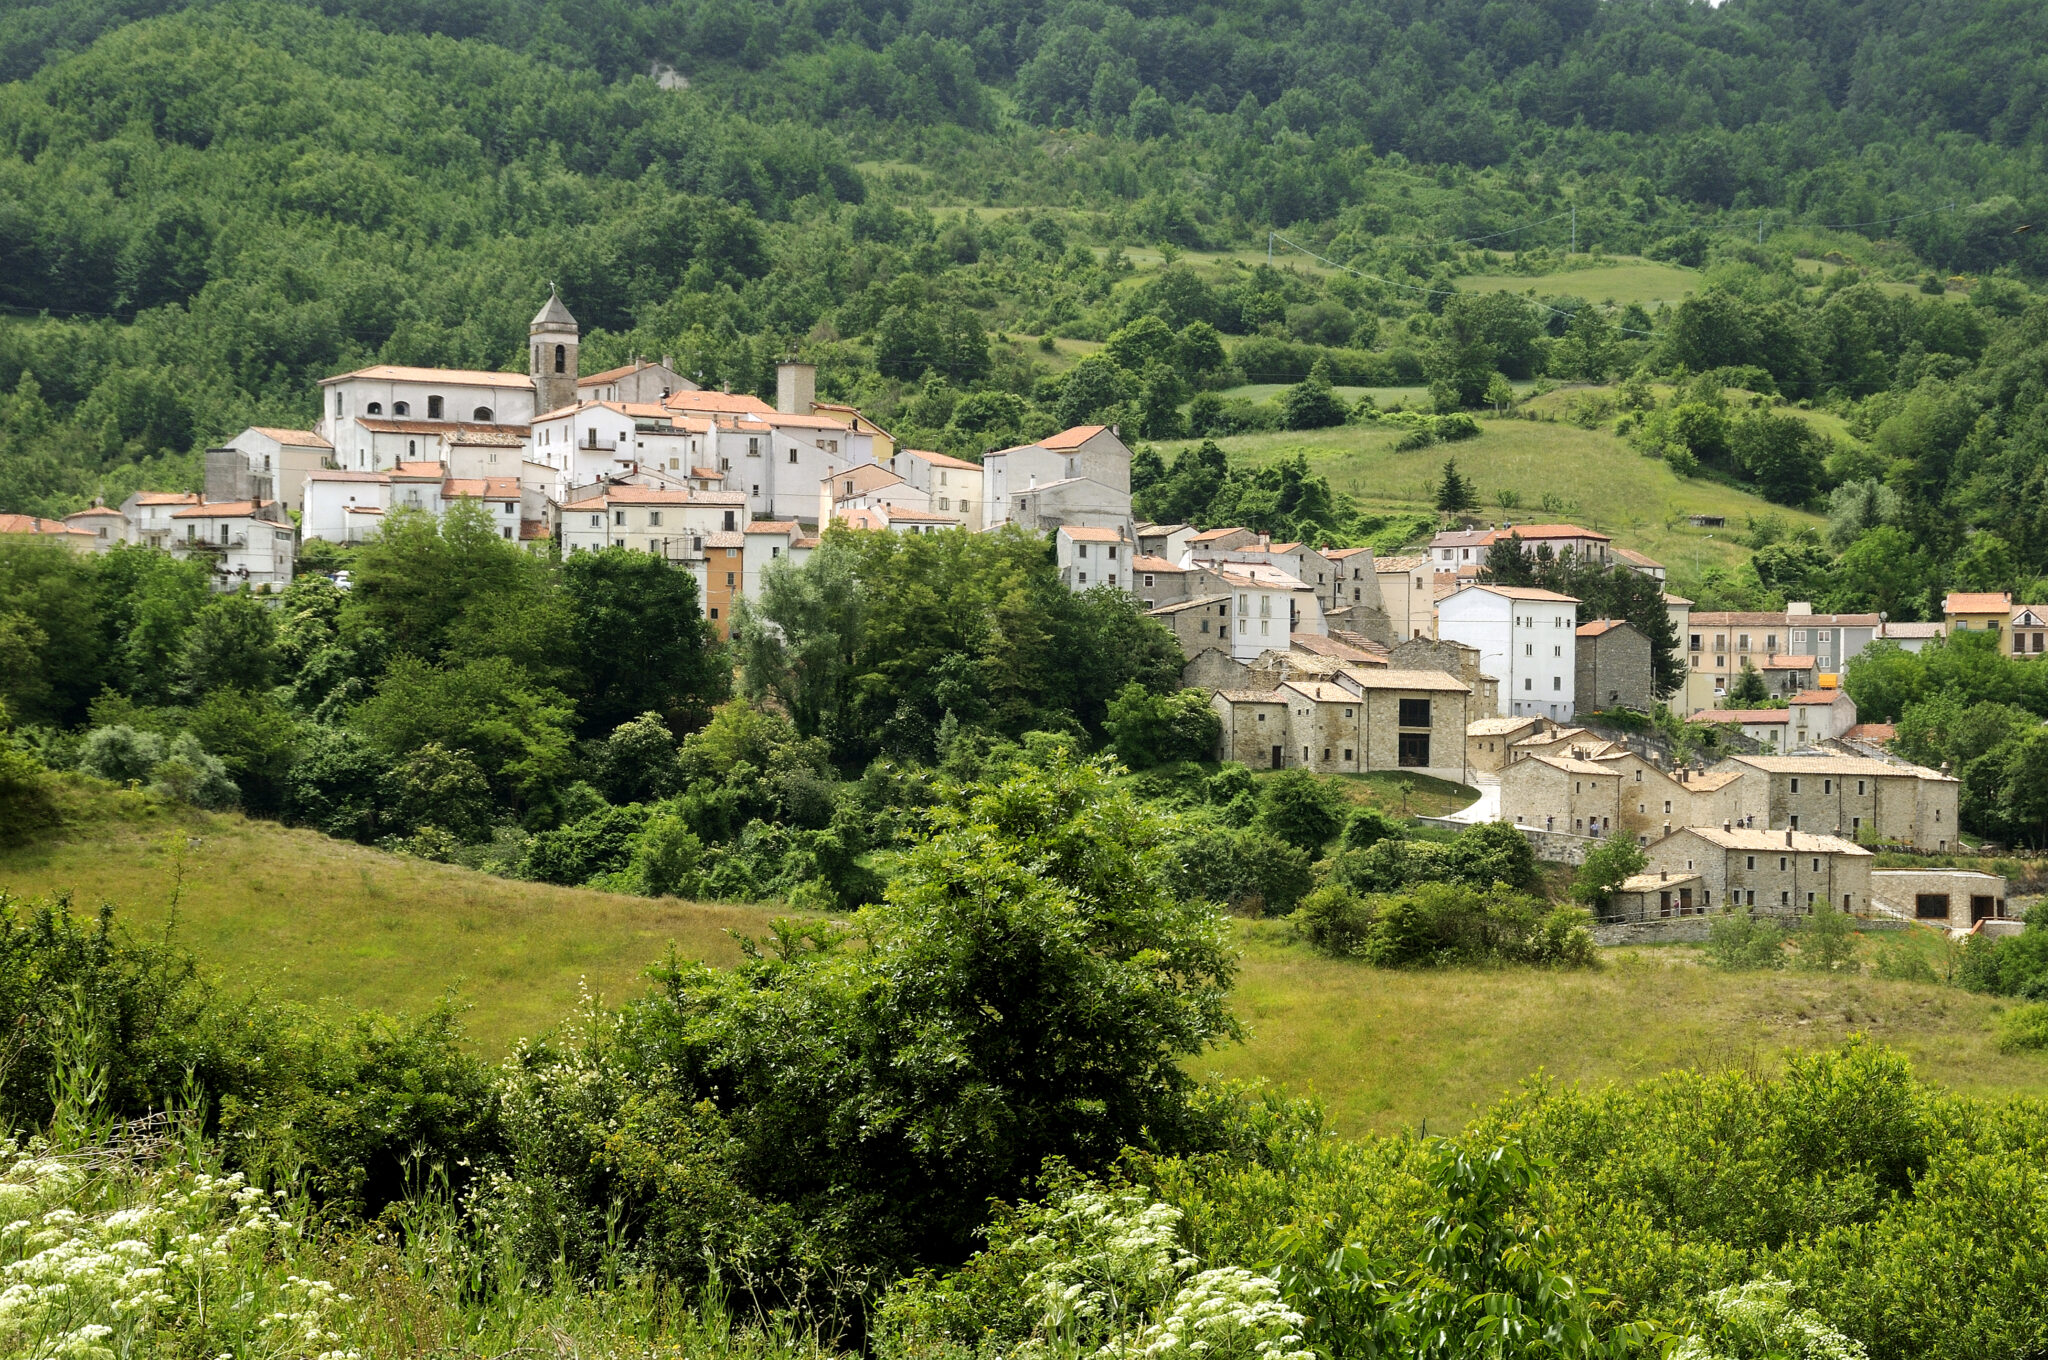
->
1153, 415, 1827, 574
7, 783, 2043, 1136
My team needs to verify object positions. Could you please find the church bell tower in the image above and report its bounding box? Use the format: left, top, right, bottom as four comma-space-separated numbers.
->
530, 286, 580, 414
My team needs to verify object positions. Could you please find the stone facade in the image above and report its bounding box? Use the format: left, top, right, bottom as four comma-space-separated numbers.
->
1210, 667, 1471, 782
1467, 716, 1550, 773
1574, 619, 1653, 715
1868, 869, 2010, 929
1644, 827, 1873, 917
1724, 755, 1960, 850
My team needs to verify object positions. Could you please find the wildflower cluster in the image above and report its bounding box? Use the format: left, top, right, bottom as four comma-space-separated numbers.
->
0, 1139, 358, 1360
1002, 1186, 1304, 1360
1675, 1278, 1868, 1360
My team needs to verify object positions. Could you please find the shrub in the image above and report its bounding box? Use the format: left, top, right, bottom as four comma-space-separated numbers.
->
77, 724, 164, 784
1995, 1002, 2048, 1053
1166, 820, 1313, 915
1795, 906, 1860, 974
1292, 884, 1373, 957
1255, 770, 1347, 854
524, 802, 654, 886
1706, 911, 1788, 970
148, 732, 239, 810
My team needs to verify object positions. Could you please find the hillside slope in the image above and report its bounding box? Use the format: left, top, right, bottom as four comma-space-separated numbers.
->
5, 785, 2039, 1135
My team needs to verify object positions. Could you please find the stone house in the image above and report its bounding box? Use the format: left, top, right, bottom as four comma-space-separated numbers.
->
1787, 688, 1858, 745
1608, 868, 1708, 922
1721, 754, 1960, 850
1499, 753, 1623, 837
1389, 634, 1497, 715
1574, 618, 1652, 715
1691, 708, 1792, 747
1467, 715, 1551, 773
1644, 826, 1873, 918
1133, 555, 1193, 610
982, 424, 1132, 535
1149, 595, 1235, 661
1869, 868, 2011, 929
1136, 522, 1197, 561
1210, 667, 1470, 781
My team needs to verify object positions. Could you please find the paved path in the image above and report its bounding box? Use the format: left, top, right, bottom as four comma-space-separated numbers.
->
1444, 771, 1500, 824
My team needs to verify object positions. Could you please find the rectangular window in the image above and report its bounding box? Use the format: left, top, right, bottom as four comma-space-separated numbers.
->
648, 511, 662, 527
1397, 732, 1430, 767
613, 510, 625, 526
1553, 676, 1562, 690
1790, 777, 1800, 793
1398, 698, 1431, 727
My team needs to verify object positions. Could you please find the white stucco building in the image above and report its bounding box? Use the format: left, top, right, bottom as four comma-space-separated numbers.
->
1436, 583, 1581, 719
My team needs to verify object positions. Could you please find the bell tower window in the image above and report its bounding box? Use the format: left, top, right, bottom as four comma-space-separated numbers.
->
554, 344, 566, 374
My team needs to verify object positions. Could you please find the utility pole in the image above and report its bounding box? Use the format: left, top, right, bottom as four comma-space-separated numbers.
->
1268, 231, 1274, 265
1571, 205, 1576, 254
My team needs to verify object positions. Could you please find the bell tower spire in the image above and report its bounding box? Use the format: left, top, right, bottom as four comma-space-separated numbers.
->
530, 285, 580, 414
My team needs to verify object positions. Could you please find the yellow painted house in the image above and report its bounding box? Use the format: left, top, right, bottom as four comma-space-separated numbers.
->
1943, 592, 2012, 647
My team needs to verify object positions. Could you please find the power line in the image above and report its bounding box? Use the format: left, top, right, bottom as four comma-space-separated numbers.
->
1447, 208, 1577, 248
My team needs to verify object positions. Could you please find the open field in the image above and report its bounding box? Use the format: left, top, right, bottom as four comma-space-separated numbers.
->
7, 788, 2043, 1137
0, 789, 781, 1052
1154, 417, 1828, 571
1210, 921, 2048, 1135
1454, 257, 1702, 309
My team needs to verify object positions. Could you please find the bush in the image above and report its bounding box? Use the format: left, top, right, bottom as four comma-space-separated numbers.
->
77, 724, 164, 784
1705, 911, 1788, 970
1291, 883, 1373, 957
1359, 882, 1595, 968
524, 802, 654, 886
1995, 1002, 2048, 1053
1165, 819, 1313, 915
1255, 769, 1347, 853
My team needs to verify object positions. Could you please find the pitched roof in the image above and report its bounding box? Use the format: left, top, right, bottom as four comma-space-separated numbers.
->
1060, 525, 1129, 543
1450, 584, 1579, 603
1843, 723, 1897, 741
322, 364, 532, 389
764, 411, 855, 431
826, 464, 906, 494
356, 418, 530, 439
1375, 554, 1428, 571
171, 500, 272, 518
1041, 424, 1111, 450
1290, 633, 1385, 665
1761, 654, 1816, 669
1576, 619, 1636, 637
1215, 688, 1287, 704
308, 469, 389, 483
1469, 716, 1545, 736
1189, 526, 1249, 543
1944, 591, 2013, 614
246, 426, 333, 448
704, 531, 745, 548
744, 520, 802, 535
1613, 546, 1664, 569
63, 506, 125, 519
1669, 826, 1871, 855
531, 290, 577, 328
1878, 621, 1944, 638
1149, 594, 1232, 615
1789, 689, 1847, 705
1131, 554, 1184, 573
901, 448, 981, 471
578, 360, 674, 385
663, 390, 777, 415
1691, 708, 1790, 724
1732, 753, 1952, 780
134, 492, 204, 506
1324, 546, 1373, 560
1527, 753, 1624, 776
0, 514, 95, 539
1619, 871, 1704, 892
443, 477, 521, 499
1482, 523, 1610, 543
1344, 667, 1469, 693
1663, 592, 1694, 606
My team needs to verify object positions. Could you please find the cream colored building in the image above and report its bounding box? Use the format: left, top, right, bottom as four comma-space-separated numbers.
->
1211, 667, 1470, 782
1644, 826, 1872, 918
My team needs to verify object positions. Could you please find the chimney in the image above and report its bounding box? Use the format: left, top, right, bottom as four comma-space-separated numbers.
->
1786, 828, 1794, 846
1723, 821, 1731, 833
1661, 869, 1668, 881
661, 353, 672, 369
776, 361, 816, 415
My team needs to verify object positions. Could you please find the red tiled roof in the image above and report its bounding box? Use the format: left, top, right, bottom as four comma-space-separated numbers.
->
1789, 689, 1845, 705
903, 448, 981, 471
1844, 723, 1896, 741
171, 500, 273, 519
1041, 424, 1110, 450
0, 514, 94, 538
1944, 591, 2013, 614
1481, 523, 1610, 543
1061, 526, 1129, 542
247, 426, 333, 448
322, 364, 531, 389
1692, 709, 1790, 724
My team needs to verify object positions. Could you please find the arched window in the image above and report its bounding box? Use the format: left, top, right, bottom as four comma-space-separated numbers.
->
367, 402, 382, 415
393, 401, 409, 416
554, 344, 566, 374
472, 406, 493, 422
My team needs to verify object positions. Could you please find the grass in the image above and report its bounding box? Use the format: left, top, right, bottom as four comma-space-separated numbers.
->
7, 787, 2043, 1137
0, 787, 779, 1053
1208, 921, 2048, 1136
1153, 416, 1827, 572
1453, 257, 1703, 310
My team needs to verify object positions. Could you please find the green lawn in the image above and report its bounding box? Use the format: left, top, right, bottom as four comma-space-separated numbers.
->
1154, 417, 1827, 573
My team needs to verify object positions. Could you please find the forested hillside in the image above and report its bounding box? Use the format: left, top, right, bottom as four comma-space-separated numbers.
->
5, 0, 2048, 518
